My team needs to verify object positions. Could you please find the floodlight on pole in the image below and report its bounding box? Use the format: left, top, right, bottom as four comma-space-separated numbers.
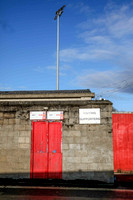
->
54, 5, 66, 90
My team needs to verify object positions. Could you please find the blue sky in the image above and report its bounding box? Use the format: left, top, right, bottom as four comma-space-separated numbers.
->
0, 0, 133, 111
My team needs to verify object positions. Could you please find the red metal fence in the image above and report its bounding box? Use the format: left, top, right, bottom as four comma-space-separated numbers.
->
112, 113, 133, 173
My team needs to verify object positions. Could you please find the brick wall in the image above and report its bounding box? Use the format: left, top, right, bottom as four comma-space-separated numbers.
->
0, 101, 114, 183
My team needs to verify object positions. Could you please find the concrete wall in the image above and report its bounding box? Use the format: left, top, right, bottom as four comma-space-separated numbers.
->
0, 100, 114, 183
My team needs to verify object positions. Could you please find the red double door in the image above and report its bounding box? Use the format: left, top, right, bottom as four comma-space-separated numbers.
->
31, 121, 62, 179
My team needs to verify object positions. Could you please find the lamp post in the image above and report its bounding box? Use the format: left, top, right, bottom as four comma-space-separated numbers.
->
54, 5, 66, 90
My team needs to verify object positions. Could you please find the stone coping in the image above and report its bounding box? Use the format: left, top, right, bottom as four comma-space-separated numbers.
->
0, 100, 112, 106
0, 89, 95, 99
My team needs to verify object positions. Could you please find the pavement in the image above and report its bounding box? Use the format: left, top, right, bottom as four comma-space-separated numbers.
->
0, 177, 133, 200
0, 185, 133, 200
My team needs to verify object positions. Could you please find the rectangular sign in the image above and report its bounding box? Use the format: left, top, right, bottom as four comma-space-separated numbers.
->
79, 108, 100, 124
30, 111, 46, 120
47, 111, 63, 120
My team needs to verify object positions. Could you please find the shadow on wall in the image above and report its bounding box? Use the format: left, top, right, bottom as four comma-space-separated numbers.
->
0, 171, 114, 184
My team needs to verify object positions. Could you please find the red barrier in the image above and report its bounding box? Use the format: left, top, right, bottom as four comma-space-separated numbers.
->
112, 113, 133, 173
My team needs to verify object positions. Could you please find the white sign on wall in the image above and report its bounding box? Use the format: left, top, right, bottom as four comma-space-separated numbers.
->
47, 111, 63, 120
30, 111, 46, 120
79, 108, 100, 124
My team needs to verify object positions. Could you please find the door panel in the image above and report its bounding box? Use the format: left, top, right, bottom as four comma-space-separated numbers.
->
48, 122, 62, 153
48, 153, 62, 179
33, 153, 48, 178
32, 122, 48, 178
48, 122, 62, 179
34, 122, 48, 153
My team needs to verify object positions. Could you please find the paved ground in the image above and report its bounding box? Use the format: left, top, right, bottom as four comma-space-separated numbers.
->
0, 186, 133, 200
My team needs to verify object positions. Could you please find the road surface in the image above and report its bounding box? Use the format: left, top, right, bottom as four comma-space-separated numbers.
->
0, 186, 133, 200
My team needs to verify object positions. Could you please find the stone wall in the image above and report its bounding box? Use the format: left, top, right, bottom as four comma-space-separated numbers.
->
0, 110, 31, 178
0, 100, 114, 183
62, 103, 113, 183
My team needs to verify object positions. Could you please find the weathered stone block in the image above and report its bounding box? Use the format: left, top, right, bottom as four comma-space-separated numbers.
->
6, 125, 14, 130
69, 131, 81, 137
62, 144, 69, 150
20, 120, 28, 125
0, 112, 3, 118
73, 124, 81, 130
7, 154, 18, 163
67, 157, 81, 163
9, 119, 15, 125
80, 137, 88, 144
101, 111, 112, 118
19, 125, 26, 131
25, 137, 30, 144
80, 125, 88, 132
69, 118, 75, 125
64, 112, 69, 119
0, 119, 3, 125
88, 125, 100, 131
19, 130, 31, 137
1, 136, 8, 143
102, 117, 112, 125
14, 124, 20, 130
69, 144, 80, 150
81, 131, 88, 137
63, 163, 77, 172
3, 131, 18, 137
62, 137, 74, 144
3, 119, 9, 125
15, 119, 20, 124
73, 137, 81, 143
80, 144, 87, 150
77, 163, 88, 171
63, 131, 72, 137
25, 125, 32, 131
0, 155, 7, 162
62, 150, 75, 157
19, 143, 30, 149
4, 113, 15, 118
74, 150, 88, 157
88, 163, 98, 171
4, 143, 18, 149
81, 157, 88, 163
18, 137, 26, 143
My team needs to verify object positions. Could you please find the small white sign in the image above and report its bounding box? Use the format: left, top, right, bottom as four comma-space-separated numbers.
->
30, 111, 46, 120
79, 108, 100, 124
47, 111, 63, 120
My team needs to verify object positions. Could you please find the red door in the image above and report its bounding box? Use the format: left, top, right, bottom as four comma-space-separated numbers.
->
48, 122, 62, 179
31, 121, 62, 179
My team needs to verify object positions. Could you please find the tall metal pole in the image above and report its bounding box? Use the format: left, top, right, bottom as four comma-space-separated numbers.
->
57, 15, 59, 90
54, 5, 65, 91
